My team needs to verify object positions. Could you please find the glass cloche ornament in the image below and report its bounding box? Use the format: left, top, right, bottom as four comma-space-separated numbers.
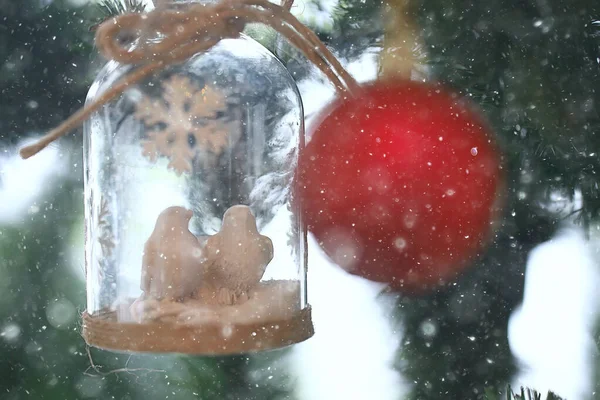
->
80, 0, 313, 354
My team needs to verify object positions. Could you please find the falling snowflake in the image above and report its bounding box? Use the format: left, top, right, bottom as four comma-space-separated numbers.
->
133, 75, 234, 175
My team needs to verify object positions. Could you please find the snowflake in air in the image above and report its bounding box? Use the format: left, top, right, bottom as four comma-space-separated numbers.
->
133, 75, 234, 175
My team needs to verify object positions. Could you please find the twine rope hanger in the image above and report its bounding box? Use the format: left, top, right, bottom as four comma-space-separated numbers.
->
19, 0, 361, 160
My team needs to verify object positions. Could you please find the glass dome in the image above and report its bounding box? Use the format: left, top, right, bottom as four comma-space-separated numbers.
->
81, 31, 313, 354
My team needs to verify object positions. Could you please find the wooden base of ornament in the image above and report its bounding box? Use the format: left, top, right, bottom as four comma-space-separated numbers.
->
82, 281, 314, 355
82, 308, 313, 355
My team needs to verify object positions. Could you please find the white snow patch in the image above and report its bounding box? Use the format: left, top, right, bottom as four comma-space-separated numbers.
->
509, 226, 600, 400
290, 234, 406, 400
0, 138, 69, 225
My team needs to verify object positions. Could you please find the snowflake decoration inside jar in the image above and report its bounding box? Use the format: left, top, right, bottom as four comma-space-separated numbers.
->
96, 198, 115, 258
133, 75, 235, 175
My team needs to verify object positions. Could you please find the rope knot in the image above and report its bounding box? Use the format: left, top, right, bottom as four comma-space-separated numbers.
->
20, 0, 360, 160
95, 2, 247, 65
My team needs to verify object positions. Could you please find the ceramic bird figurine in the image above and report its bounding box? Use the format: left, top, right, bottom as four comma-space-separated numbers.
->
197, 205, 273, 306
141, 206, 206, 302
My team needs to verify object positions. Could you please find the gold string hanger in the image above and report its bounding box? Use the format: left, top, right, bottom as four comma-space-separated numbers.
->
19, 0, 361, 160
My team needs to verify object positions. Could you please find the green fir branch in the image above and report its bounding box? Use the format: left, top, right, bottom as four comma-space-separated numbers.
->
97, 0, 148, 17
90, 0, 148, 31
330, 0, 384, 58
485, 385, 564, 400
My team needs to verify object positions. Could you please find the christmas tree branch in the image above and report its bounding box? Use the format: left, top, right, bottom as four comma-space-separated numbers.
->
484, 385, 564, 400
90, 0, 148, 31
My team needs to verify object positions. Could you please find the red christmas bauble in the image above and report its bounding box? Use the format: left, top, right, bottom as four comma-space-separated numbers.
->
297, 80, 504, 293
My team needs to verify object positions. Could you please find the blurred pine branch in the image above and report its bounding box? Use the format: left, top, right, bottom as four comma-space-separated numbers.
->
484, 385, 564, 400
97, 0, 147, 16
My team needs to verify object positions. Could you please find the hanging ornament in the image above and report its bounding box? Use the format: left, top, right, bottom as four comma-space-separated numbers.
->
18, 0, 363, 355
17, 0, 502, 352
297, 80, 505, 293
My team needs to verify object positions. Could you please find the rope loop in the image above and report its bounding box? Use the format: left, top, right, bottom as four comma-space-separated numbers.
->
20, 0, 361, 159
